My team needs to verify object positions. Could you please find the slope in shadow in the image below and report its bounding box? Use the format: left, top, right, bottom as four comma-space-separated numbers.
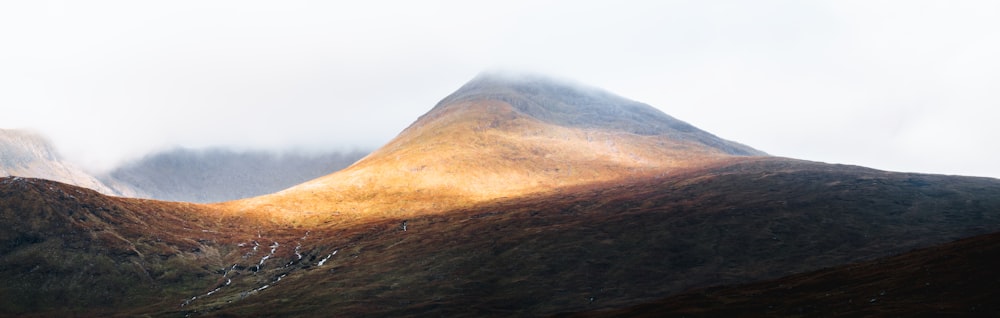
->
558, 230, 1000, 317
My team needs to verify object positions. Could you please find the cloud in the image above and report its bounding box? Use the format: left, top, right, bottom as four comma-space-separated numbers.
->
1, 1, 998, 177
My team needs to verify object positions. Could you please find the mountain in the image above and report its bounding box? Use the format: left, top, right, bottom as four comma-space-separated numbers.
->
105, 148, 368, 203
559, 230, 1000, 317
2, 73, 999, 317
0, 129, 126, 196
224, 73, 765, 222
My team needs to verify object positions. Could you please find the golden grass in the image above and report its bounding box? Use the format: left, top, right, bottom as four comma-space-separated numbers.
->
218, 100, 739, 226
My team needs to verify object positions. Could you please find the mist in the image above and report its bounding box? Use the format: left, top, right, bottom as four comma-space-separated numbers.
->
1, 1, 998, 177
106, 147, 370, 202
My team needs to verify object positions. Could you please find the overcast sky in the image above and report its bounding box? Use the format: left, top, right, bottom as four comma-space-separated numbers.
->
2, 1, 998, 178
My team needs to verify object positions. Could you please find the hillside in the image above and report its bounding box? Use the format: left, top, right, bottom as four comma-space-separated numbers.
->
559, 230, 1000, 317
2, 74, 1000, 317
0, 177, 235, 316
198, 157, 1000, 317
0, 129, 127, 196
105, 148, 368, 203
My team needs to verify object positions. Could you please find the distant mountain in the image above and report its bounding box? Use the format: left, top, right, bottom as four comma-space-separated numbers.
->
0, 129, 368, 203
2, 73, 999, 317
105, 148, 368, 203
0, 129, 125, 196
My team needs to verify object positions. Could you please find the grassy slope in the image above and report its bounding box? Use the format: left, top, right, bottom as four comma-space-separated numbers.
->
202, 157, 1000, 317
0, 177, 270, 317
558, 231, 1000, 317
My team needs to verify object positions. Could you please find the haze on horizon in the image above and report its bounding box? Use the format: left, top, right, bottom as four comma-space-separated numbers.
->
2, 1, 998, 178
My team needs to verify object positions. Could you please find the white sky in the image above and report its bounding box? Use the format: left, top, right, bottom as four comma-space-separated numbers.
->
1, 1, 998, 177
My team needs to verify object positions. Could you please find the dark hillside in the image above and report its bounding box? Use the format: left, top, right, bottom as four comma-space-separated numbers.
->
203, 157, 1000, 316
558, 230, 1000, 317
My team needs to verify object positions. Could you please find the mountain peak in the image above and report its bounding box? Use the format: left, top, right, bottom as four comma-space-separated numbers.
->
436, 72, 675, 135
428, 72, 764, 156
0, 129, 59, 166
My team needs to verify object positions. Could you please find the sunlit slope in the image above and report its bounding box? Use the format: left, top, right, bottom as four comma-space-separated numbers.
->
225, 74, 764, 221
